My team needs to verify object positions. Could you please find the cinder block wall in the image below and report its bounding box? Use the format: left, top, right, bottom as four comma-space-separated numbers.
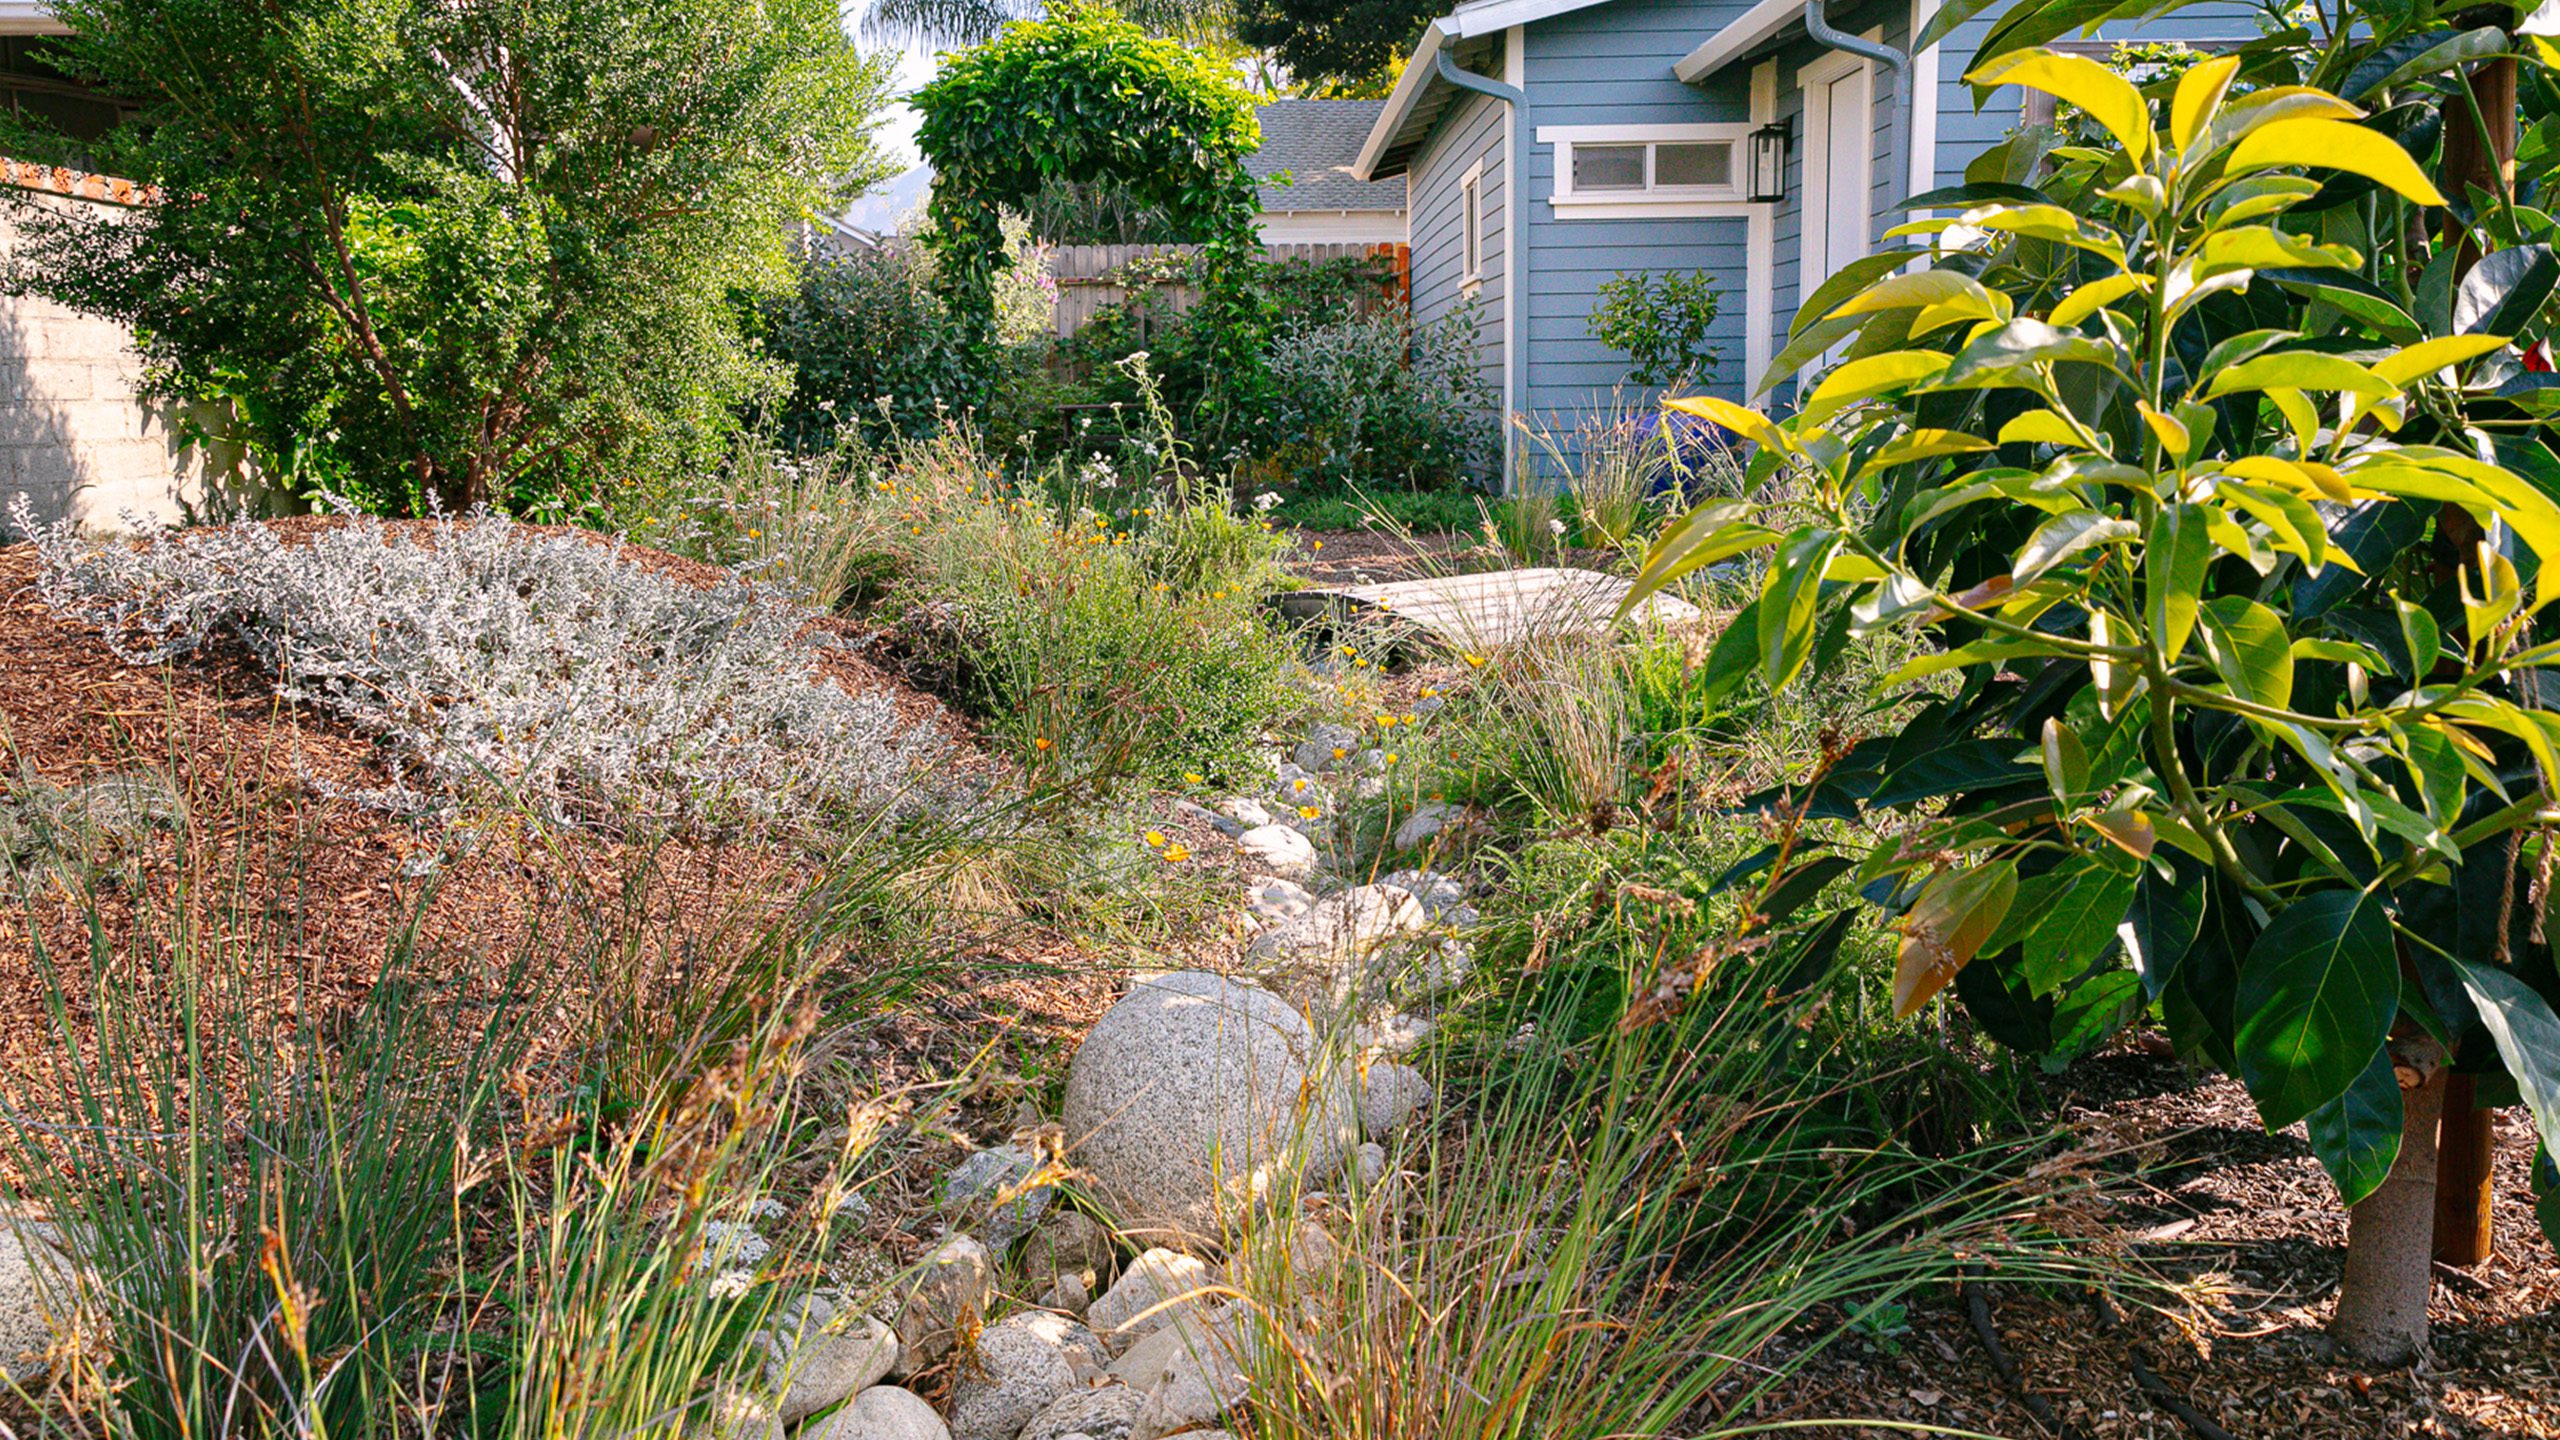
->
0, 163, 256, 534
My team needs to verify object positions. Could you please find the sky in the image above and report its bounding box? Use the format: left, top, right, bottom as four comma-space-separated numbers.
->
843, 10, 942, 233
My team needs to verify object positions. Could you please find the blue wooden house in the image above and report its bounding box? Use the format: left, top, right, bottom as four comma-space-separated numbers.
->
1351, 0, 2260, 481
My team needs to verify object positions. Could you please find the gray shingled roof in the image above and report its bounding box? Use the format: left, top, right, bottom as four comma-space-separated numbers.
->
1249, 100, 1405, 214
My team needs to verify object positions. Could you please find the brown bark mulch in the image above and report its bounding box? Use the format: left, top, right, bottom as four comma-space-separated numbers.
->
1750, 1052, 2559, 1440
0, 521, 1098, 1174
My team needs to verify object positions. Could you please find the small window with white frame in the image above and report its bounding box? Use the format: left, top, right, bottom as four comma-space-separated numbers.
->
1460, 160, 1486, 283
1538, 123, 1753, 216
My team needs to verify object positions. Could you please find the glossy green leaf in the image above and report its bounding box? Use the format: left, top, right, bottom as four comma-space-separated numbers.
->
2235, 889, 2400, 1131
2200, 596, 2295, 710
1792, 249, 1926, 337
2013, 509, 2136, 585
2304, 1042, 2404, 1206
2453, 958, 2560, 1161
1758, 528, 1843, 691
2454, 245, 2560, 338
2226, 118, 2449, 205
2041, 714, 2089, 804
2148, 503, 2210, 664
1870, 739, 2040, 808
2397, 597, 2442, 682
2204, 350, 2396, 399
2120, 861, 2206, 998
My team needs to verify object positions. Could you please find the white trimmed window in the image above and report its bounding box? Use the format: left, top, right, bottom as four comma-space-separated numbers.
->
1538, 124, 1754, 216
1460, 160, 1486, 283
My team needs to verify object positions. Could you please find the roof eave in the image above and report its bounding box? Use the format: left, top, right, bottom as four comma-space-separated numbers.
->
1672, 0, 1804, 84
1352, 20, 1454, 183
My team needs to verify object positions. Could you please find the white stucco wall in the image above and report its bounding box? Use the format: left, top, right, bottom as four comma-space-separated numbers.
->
0, 171, 241, 534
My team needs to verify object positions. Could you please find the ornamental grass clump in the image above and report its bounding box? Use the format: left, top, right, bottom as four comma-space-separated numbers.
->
15, 500, 945, 838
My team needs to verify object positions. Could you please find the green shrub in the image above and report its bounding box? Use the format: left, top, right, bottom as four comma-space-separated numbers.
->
1624, 34, 2560, 1362
1256, 306, 1497, 493
12, 0, 895, 517
870, 426, 1298, 787
761, 221, 1056, 454
1588, 269, 1724, 390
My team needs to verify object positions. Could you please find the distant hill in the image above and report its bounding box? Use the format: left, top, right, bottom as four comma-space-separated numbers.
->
841, 165, 931, 238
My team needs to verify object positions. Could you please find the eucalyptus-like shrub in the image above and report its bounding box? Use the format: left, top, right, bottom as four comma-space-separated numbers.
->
1261, 308, 1496, 492
1624, 44, 2560, 1363
19, 502, 944, 837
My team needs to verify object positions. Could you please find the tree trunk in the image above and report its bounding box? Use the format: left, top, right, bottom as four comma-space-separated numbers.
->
2433, 1075, 2496, 1266
2331, 1037, 2449, 1366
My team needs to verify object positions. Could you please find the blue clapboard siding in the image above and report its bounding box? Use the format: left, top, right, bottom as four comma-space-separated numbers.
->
1409, 85, 1510, 433
1519, 0, 1759, 456
1387, 0, 2269, 477
1765, 0, 1909, 400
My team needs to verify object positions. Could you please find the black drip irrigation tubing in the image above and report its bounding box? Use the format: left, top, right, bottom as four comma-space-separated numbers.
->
1957, 1268, 2245, 1440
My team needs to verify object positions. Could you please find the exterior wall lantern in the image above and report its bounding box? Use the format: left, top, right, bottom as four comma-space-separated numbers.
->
1748, 119, 1790, 203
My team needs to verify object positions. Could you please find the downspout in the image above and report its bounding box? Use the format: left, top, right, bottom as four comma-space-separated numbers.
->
1433, 47, 1528, 491
1803, 0, 1912, 209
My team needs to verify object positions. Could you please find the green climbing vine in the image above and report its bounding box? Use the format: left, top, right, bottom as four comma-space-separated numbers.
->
914, 3, 1268, 412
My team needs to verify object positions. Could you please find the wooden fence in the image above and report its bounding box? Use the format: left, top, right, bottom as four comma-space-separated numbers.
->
1049, 241, 1410, 340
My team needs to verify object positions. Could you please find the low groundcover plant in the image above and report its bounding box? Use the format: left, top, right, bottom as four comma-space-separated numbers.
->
14, 498, 947, 839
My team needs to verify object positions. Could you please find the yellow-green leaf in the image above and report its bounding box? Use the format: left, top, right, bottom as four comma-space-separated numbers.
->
1664, 394, 1789, 452
2200, 595, 2295, 709
1998, 409, 2094, 448
2374, 333, 2510, 387
1969, 49, 2152, 167
1866, 429, 1995, 469
1801, 350, 1953, 425
2172, 53, 2242, 153
2205, 351, 2398, 399
1828, 269, 2005, 323
2139, 401, 2191, 460
2050, 273, 2147, 328
2228, 118, 2450, 205
2149, 502, 2209, 664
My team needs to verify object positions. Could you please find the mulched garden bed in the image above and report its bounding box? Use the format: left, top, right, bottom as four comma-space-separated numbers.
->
0, 520, 1103, 1158
1751, 1051, 2558, 1440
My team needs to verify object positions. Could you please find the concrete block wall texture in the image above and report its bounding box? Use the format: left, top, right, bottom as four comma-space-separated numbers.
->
0, 170, 267, 535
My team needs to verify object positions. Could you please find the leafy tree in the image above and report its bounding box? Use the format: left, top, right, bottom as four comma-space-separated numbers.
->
6, 0, 893, 516
914, 3, 1268, 416
1589, 269, 1726, 390
1626, 32, 2560, 1366
1230, 0, 1436, 94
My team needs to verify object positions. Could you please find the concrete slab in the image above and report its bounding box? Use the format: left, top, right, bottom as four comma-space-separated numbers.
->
1271, 566, 1705, 652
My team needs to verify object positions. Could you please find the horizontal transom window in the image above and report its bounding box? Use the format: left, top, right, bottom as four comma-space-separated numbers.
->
1571, 140, 1732, 192
1539, 124, 1754, 212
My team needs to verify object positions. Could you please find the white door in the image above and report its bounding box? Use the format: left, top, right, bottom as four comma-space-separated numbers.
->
1799, 47, 1875, 301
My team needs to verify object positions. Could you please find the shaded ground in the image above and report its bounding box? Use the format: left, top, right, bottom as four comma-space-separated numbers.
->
1753, 1051, 2559, 1440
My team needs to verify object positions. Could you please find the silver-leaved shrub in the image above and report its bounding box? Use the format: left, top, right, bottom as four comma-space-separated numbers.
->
16, 500, 945, 838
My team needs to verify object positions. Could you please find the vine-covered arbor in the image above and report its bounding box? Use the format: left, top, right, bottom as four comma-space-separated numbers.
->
913, 3, 1267, 400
